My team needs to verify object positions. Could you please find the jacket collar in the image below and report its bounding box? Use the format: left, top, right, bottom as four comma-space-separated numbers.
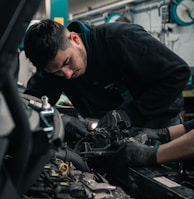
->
67, 20, 90, 55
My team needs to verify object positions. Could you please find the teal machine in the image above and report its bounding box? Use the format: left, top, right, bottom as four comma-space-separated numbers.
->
50, 0, 68, 27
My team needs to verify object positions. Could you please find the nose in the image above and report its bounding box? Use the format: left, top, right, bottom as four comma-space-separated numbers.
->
61, 67, 73, 79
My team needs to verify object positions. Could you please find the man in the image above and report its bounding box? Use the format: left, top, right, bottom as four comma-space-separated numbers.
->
24, 19, 190, 128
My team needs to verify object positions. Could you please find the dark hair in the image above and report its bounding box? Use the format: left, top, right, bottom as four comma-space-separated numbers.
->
115, 16, 131, 23
24, 19, 70, 70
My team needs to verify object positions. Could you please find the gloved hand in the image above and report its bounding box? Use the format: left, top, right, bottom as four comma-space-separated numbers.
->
128, 127, 170, 144
62, 115, 89, 142
183, 118, 194, 132
113, 141, 158, 167
97, 110, 131, 130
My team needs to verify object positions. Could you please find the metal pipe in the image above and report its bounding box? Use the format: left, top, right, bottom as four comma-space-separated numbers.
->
72, 0, 135, 20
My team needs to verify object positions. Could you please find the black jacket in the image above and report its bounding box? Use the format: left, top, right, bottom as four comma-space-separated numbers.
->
25, 21, 190, 127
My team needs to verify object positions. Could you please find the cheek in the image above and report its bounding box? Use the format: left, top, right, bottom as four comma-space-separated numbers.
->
76, 48, 86, 65
79, 54, 87, 67
72, 54, 83, 67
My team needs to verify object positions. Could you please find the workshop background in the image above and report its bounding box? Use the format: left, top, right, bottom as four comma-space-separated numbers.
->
18, 0, 194, 118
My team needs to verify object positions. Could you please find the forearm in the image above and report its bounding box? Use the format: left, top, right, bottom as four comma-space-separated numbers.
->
168, 118, 194, 141
157, 129, 194, 164
168, 124, 187, 140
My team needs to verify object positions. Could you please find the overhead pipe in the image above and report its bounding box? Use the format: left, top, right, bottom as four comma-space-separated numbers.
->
72, 0, 135, 20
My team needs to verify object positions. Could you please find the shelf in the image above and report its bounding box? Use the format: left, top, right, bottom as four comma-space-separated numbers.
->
185, 113, 194, 117
183, 90, 194, 98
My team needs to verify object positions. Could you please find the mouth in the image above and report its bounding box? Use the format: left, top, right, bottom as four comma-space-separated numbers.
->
72, 70, 80, 79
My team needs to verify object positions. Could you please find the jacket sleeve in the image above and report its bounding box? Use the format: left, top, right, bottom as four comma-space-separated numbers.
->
24, 71, 62, 106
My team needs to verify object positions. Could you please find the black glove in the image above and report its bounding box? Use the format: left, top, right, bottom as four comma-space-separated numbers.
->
97, 110, 131, 130
62, 115, 89, 142
183, 119, 194, 132
113, 141, 158, 167
128, 127, 170, 144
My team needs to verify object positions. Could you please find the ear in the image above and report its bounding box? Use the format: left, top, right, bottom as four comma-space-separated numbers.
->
69, 32, 80, 45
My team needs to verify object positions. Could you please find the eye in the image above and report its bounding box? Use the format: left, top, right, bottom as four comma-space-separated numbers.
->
63, 57, 70, 67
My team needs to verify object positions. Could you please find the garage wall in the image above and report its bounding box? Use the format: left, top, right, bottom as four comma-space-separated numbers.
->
132, 2, 194, 67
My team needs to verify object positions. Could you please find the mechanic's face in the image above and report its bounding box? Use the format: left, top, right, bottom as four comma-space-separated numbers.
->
45, 32, 87, 79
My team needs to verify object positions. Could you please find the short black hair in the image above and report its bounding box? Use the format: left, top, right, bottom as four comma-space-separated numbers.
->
115, 16, 131, 23
24, 19, 70, 70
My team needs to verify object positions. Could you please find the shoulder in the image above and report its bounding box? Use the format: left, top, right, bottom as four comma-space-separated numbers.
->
89, 23, 148, 44
68, 20, 145, 35
68, 20, 90, 34
97, 22, 145, 34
